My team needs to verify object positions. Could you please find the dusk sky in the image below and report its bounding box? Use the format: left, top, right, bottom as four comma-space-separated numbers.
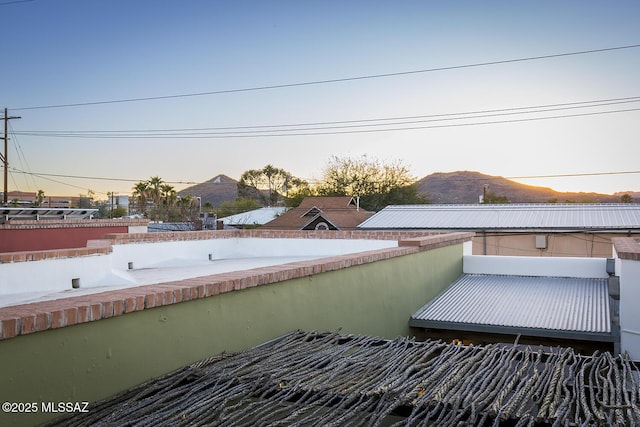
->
2, 0, 639, 199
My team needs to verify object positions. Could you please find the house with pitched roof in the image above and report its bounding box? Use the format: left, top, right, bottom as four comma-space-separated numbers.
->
262, 196, 374, 230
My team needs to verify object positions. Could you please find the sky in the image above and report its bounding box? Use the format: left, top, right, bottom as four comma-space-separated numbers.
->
1, 0, 639, 200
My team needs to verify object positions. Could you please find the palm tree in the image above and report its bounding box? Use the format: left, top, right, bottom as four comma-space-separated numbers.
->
132, 181, 150, 216
160, 183, 177, 221
35, 189, 45, 207
147, 176, 164, 209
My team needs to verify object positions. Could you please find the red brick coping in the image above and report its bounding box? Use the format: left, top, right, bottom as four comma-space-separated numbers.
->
0, 231, 473, 340
0, 218, 149, 230
612, 237, 640, 261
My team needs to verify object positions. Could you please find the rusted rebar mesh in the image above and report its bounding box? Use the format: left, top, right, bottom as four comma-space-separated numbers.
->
45, 330, 640, 426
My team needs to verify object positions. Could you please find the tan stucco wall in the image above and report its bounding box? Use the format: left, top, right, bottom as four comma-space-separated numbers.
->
0, 243, 462, 426
472, 232, 635, 257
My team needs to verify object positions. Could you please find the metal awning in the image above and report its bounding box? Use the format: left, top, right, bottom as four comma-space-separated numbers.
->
410, 273, 613, 342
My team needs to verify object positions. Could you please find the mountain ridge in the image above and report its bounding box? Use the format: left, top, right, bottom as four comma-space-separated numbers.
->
178, 171, 636, 206
416, 171, 630, 204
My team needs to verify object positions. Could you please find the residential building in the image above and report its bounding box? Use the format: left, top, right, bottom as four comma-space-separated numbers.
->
262, 196, 373, 230
359, 203, 640, 257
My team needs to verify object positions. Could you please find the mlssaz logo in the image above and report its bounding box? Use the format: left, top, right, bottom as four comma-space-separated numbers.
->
41, 402, 89, 413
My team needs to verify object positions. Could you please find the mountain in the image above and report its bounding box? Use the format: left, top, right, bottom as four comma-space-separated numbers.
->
178, 171, 633, 207
614, 191, 640, 199
177, 174, 238, 206
417, 171, 624, 204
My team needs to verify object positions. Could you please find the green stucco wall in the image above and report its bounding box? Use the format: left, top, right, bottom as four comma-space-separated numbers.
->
0, 244, 462, 426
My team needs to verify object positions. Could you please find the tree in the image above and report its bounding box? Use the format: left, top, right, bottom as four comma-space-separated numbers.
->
131, 177, 179, 221
214, 198, 261, 218
34, 189, 45, 207
316, 155, 427, 211
481, 190, 509, 204
78, 189, 95, 208
238, 165, 308, 206
132, 180, 150, 216
621, 194, 633, 203
147, 176, 164, 211
98, 203, 127, 218
169, 195, 200, 223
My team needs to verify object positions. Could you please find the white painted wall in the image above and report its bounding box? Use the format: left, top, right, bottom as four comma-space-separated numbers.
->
110, 238, 396, 270
463, 255, 609, 278
0, 238, 397, 305
617, 254, 640, 360
0, 254, 130, 307
463, 241, 473, 256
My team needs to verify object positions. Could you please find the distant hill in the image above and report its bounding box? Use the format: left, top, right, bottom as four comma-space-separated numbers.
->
614, 191, 640, 199
178, 171, 634, 207
177, 174, 238, 206
417, 171, 626, 204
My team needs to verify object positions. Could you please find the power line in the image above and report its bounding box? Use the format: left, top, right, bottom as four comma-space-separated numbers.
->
13, 106, 640, 140
10, 168, 197, 185
11, 44, 640, 111
15, 96, 640, 137
11, 167, 640, 188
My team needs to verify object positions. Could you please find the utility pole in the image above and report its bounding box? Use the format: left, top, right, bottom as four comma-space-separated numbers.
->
2, 108, 21, 205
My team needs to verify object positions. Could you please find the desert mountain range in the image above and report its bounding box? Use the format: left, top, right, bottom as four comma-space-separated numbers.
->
179, 171, 637, 207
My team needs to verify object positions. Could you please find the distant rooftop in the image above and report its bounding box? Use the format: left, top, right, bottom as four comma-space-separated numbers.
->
359, 203, 640, 231
263, 196, 373, 230
219, 206, 288, 227
0, 207, 98, 224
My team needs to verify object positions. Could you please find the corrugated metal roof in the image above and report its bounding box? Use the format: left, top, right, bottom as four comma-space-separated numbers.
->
219, 207, 289, 226
359, 203, 640, 230
410, 273, 611, 340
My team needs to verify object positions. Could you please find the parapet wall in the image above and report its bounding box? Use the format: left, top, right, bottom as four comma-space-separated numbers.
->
0, 231, 473, 340
0, 230, 472, 426
0, 218, 149, 252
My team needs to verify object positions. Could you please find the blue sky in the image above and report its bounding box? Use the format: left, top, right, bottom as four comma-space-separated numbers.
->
2, 0, 639, 199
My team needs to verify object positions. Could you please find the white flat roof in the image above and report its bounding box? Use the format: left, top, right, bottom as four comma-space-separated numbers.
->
0, 255, 321, 308
0, 237, 398, 308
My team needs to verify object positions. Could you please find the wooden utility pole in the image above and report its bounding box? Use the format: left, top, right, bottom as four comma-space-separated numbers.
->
2, 108, 21, 205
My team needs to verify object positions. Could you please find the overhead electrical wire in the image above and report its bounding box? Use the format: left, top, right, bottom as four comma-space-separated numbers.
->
11, 167, 640, 189
6, 122, 38, 193
15, 96, 640, 135
13, 98, 640, 139
10, 44, 640, 111
9, 168, 196, 186
13, 108, 640, 139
